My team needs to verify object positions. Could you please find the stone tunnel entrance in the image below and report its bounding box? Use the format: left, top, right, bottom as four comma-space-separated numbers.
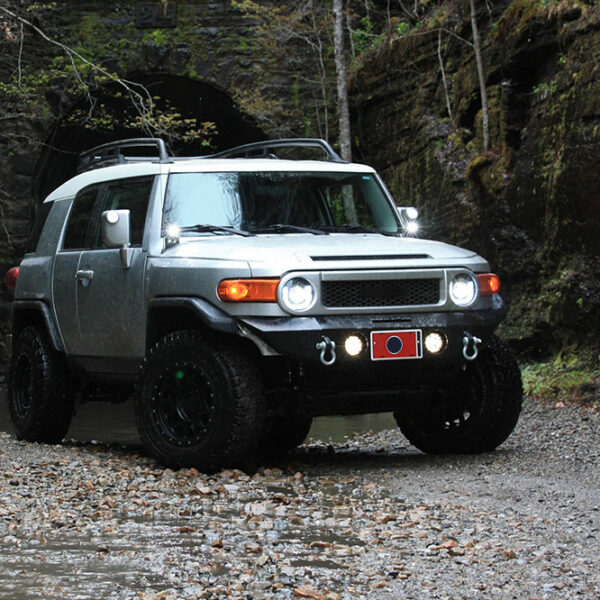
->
33, 73, 265, 202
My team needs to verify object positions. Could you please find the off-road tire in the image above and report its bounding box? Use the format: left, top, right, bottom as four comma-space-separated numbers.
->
135, 330, 265, 471
394, 336, 522, 454
260, 411, 313, 455
8, 326, 74, 443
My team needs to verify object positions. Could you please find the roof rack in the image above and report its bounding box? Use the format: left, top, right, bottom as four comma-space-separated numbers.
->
77, 137, 345, 174
206, 138, 345, 163
77, 138, 170, 173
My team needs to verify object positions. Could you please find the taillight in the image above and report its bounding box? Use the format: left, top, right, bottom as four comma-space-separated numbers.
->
6, 266, 19, 291
477, 273, 501, 295
217, 279, 279, 302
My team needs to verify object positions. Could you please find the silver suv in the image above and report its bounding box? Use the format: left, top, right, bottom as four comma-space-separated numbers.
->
7, 138, 522, 470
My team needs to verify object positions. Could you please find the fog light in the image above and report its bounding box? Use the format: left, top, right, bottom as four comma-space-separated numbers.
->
344, 335, 364, 357
424, 332, 446, 354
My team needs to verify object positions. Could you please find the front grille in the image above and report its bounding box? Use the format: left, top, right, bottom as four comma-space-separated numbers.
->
322, 278, 440, 307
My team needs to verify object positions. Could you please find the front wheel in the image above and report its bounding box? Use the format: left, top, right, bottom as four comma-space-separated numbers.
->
394, 336, 522, 454
135, 330, 265, 471
8, 326, 74, 443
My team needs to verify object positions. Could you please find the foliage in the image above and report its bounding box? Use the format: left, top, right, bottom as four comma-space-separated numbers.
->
231, 0, 336, 139
230, 0, 404, 139
521, 359, 599, 406
533, 80, 558, 97
0, 2, 216, 148
351, 15, 385, 55
128, 100, 217, 148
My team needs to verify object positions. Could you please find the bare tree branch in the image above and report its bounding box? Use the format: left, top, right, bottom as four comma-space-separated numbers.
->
437, 29, 453, 121
0, 4, 155, 130
469, 0, 490, 150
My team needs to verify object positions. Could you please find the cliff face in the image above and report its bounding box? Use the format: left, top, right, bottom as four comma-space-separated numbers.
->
351, 0, 600, 363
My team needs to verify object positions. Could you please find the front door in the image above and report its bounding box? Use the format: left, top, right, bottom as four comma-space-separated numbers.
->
53, 176, 155, 366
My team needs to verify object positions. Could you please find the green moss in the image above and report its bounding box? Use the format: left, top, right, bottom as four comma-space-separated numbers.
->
521, 359, 599, 403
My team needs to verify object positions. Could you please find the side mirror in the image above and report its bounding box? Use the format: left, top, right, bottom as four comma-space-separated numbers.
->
101, 210, 134, 269
102, 209, 131, 248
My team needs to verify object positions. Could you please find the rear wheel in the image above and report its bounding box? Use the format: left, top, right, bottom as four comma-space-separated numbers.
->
394, 336, 522, 454
8, 326, 74, 443
260, 408, 313, 455
135, 330, 265, 471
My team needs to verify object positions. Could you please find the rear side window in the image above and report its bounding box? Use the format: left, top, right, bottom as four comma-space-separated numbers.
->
25, 202, 53, 254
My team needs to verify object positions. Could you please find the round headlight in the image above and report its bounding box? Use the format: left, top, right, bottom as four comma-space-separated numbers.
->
449, 273, 478, 307
280, 277, 317, 313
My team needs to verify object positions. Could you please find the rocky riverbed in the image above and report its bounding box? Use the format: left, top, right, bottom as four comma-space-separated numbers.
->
1, 397, 599, 600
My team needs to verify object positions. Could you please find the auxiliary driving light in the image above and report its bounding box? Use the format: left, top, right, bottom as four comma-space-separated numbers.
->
424, 332, 446, 354
344, 334, 364, 357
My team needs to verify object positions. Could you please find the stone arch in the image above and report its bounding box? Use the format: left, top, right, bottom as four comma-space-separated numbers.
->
34, 73, 264, 202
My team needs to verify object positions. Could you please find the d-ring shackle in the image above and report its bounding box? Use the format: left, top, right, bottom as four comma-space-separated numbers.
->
316, 336, 336, 366
462, 332, 482, 361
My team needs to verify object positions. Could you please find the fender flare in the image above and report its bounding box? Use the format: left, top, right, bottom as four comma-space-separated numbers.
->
148, 297, 237, 335
12, 300, 65, 352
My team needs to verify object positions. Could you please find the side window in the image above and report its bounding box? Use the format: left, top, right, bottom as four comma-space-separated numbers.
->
93, 176, 154, 248
25, 201, 53, 254
62, 187, 100, 250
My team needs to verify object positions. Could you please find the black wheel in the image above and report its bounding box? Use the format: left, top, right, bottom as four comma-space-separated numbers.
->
135, 330, 265, 471
260, 409, 313, 455
8, 326, 74, 443
394, 336, 522, 454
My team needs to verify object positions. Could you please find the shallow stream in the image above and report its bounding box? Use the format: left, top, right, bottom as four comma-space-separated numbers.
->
0, 388, 397, 446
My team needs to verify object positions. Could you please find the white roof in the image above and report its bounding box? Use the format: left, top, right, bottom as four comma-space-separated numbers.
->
44, 158, 377, 203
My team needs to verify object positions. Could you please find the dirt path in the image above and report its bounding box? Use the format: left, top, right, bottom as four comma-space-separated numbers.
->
1, 397, 599, 599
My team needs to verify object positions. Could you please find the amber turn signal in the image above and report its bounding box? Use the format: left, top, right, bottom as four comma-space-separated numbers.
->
477, 273, 501, 295
218, 279, 279, 302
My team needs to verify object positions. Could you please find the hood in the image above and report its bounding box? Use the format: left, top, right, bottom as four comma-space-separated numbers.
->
161, 233, 482, 270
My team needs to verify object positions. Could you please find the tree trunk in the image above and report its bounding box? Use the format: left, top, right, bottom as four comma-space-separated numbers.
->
333, 0, 351, 162
469, 0, 489, 150
332, 0, 357, 222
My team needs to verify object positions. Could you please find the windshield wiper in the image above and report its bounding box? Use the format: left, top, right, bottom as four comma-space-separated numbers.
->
320, 224, 399, 236
251, 223, 328, 235
179, 224, 254, 237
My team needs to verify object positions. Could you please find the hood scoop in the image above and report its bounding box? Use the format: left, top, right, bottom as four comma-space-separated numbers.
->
310, 254, 431, 261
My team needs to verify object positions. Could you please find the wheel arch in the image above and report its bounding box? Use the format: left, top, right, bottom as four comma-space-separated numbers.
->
146, 297, 239, 350
12, 300, 65, 353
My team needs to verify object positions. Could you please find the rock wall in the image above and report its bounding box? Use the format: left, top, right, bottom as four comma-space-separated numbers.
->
351, 0, 600, 363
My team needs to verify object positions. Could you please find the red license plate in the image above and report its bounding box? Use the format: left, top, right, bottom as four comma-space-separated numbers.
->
370, 329, 423, 360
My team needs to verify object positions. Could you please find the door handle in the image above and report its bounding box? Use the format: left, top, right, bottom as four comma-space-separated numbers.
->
75, 269, 94, 281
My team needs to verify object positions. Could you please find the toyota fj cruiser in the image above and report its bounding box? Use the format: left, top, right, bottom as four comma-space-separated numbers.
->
7, 138, 522, 470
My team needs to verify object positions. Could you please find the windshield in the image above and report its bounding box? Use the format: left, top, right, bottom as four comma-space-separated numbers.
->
162, 171, 400, 235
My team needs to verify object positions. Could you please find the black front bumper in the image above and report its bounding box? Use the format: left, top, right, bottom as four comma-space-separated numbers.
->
238, 295, 506, 369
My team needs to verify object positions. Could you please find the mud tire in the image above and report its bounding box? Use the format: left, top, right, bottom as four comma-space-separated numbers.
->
394, 336, 522, 454
8, 326, 74, 443
135, 330, 265, 471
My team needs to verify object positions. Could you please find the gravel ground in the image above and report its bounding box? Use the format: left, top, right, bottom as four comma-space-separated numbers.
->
1, 397, 599, 600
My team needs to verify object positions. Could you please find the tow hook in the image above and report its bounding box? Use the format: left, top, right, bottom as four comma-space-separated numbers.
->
462, 332, 482, 361
316, 336, 336, 366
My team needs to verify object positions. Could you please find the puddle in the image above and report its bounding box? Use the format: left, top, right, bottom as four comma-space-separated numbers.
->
0, 387, 398, 446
